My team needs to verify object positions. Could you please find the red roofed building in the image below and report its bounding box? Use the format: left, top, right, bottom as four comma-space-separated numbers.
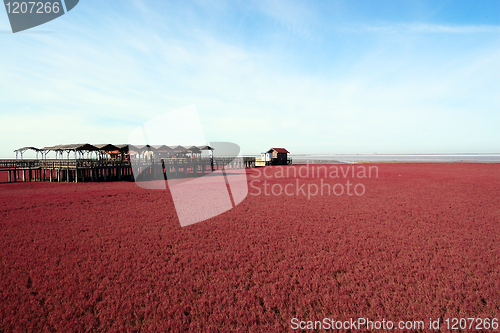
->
267, 148, 291, 165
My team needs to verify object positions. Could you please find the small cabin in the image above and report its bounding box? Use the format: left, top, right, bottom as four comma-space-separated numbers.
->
267, 148, 290, 165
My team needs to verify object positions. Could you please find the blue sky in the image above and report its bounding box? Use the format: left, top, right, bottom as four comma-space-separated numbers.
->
1, 0, 499, 157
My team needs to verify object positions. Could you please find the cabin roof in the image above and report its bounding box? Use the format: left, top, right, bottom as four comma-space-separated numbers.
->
267, 148, 290, 154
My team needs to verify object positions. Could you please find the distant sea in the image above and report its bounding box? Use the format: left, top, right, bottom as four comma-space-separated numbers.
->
288, 154, 500, 164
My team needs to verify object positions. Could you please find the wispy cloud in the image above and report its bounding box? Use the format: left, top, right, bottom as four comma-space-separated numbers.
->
361, 22, 500, 34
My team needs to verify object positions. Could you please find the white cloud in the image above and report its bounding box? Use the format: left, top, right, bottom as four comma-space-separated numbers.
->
360, 23, 500, 34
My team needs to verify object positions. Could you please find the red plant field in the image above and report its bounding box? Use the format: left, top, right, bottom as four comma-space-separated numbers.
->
1, 163, 499, 332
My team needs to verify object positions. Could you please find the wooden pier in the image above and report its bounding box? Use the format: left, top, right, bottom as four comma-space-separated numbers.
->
0, 157, 256, 183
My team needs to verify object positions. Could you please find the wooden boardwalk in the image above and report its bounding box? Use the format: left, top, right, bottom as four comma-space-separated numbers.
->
0, 157, 256, 183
